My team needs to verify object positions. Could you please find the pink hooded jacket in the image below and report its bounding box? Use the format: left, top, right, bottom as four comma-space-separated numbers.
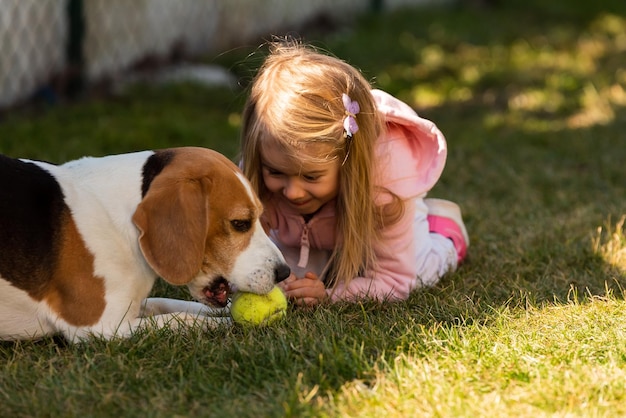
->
262, 89, 448, 301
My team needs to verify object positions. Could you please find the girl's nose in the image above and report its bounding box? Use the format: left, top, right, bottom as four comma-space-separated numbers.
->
282, 178, 306, 200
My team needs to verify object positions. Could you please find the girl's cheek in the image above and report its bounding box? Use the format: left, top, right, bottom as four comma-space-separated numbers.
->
262, 175, 278, 191
266, 182, 282, 194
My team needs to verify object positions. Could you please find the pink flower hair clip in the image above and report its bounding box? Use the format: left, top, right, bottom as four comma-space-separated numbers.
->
342, 93, 360, 138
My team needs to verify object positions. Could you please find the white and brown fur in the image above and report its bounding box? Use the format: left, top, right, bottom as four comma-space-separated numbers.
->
0, 147, 290, 343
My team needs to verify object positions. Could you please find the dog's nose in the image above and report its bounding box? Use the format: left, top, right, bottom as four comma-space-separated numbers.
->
274, 263, 291, 283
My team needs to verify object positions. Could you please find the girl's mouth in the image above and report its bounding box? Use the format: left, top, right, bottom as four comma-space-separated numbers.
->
290, 199, 311, 207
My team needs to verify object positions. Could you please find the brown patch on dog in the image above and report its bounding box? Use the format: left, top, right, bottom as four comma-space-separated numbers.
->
43, 208, 106, 326
133, 147, 261, 285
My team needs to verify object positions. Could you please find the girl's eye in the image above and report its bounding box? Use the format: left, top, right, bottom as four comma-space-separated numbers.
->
265, 167, 283, 176
303, 174, 320, 181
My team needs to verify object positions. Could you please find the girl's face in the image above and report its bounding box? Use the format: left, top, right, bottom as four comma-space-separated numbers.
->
260, 141, 341, 216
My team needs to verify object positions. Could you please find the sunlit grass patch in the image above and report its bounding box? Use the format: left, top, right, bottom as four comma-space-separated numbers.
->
593, 216, 626, 273
317, 298, 626, 417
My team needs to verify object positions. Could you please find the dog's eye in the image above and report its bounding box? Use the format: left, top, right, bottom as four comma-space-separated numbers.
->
230, 219, 252, 232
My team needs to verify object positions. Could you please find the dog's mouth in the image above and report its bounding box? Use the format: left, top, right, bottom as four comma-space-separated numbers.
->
202, 277, 231, 307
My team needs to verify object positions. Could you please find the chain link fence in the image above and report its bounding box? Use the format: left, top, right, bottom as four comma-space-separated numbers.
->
0, 0, 67, 109
0, 0, 444, 111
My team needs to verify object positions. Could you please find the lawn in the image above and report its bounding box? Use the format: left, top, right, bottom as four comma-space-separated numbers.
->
1, 0, 626, 416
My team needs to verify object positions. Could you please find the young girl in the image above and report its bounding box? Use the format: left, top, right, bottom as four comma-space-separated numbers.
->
239, 40, 469, 305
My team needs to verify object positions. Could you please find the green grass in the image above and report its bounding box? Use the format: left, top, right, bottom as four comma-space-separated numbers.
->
1, 0, 626, 416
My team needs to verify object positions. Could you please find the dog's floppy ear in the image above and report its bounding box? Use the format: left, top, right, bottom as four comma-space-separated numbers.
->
132, 178, 210, 285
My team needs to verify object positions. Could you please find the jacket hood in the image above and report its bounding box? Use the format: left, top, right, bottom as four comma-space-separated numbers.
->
372, 89, 447, 197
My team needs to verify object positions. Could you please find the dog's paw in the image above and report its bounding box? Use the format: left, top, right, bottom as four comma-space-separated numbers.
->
197, 303, 231, 318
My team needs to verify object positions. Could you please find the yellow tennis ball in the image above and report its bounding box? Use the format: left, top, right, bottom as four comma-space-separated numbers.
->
231, 286, 288, 326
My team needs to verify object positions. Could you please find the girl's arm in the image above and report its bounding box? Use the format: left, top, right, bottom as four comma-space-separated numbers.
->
327, 197, 458, 301
278, 197, 461, 304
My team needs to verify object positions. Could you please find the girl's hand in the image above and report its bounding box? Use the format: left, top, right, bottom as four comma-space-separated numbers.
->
278, 271, 327, 306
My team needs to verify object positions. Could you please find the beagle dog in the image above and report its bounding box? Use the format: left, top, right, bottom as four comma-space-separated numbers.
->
0, 147, 290, 343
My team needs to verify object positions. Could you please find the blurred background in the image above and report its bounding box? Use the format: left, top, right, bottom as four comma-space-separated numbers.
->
0, 0, 446, 111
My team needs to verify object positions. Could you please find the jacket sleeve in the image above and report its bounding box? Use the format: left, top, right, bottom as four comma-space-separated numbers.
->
327, 198, 419, 301
326, 197, 458, 301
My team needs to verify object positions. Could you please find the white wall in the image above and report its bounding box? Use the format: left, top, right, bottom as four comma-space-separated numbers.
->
82, 0, 372, 81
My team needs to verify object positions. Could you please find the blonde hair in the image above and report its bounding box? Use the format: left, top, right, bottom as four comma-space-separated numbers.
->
240, 39, 402, 290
